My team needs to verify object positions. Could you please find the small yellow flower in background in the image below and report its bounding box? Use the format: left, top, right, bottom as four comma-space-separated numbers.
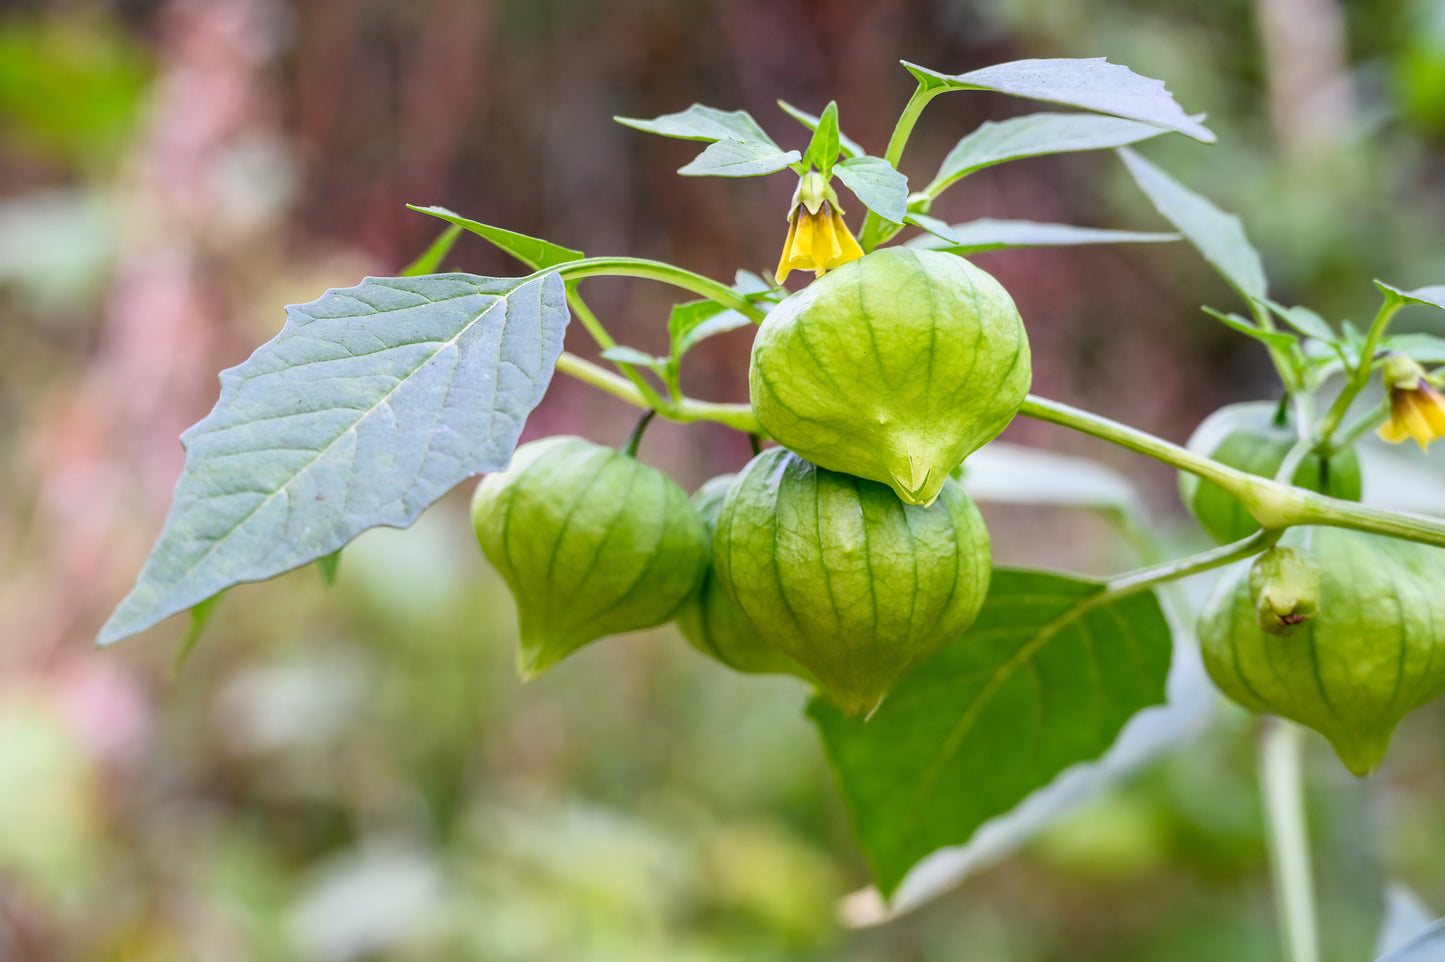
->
775, 170, 863, 284
1377, 354, 1445, 450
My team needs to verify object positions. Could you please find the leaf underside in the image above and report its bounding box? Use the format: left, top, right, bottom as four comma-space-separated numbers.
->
907, 218, 1179, 255
99, 272, 570, 645
811, 568, 1173, 896
904, 58, 1215, 143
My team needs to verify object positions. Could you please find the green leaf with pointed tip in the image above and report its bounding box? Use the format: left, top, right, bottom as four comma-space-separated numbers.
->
667, 299, 753, 360
1203, 306, 1298, 350
1383, 333, 1445, 364
1257, 298, 1336, 342
317, 549, 341, 585
902, 58, 1215, 143
834, 156, 908, 224
172, 589, 225, 674
1118, 148, 1267, 302
777, 99, 864, 158
906, 218, 1178, 255
1376, 281, 1445, 311
803, 101, 842, 176
904, 212, 958, 243
615, 104, 778, 146
407, 205, 583, 270
926, 112, 1171, 195
401, 225, 463, 276
600, 345, 668, 369
811, 568, 1172, 896
99, 272, 571, 646
678, 139, 801, 177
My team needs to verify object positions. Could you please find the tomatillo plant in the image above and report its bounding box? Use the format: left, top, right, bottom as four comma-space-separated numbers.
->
99, 56, 1445, 957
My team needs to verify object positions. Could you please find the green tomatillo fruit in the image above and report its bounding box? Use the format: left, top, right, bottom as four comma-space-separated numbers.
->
1199, 529, 1445, 775
675, 475, 813, 680
711, 446, 992, 716
1180, 401, 1361, 544
471, 436, 708, 678
749, 247, 1031, 507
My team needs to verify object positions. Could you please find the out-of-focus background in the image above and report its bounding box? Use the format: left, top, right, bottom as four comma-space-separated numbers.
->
3, 0, 1445, 958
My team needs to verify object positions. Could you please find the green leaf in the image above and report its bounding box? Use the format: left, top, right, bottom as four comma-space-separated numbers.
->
902, 58, 1216, 143
600, 345, 668, 368
1202, 306, 1298, 351
615, 104, 778, 146
732, 269, 777, 298
1376, 884, 1436, 958
812, 568, 1173, 895
99, 272, 571, 645
903, 212, 958, 243
1118, 148, 1267, 302
925, 112, 1171, 195
1257, 298, 1336, 342
1383, 333, 1445, 364
907, 218, 1178, 255
667, 299, 753, 359
1377, 919, 1445, 962
407, 205, 583, 270
678, 138, 801, 177
172, 590, 225, 675
401, 224, 463, 276
834, 156, 908, 224
1376, 281, 1445, 311
777, 99, 865, 158
803, 101, 842, 175
317, 549, 342, 585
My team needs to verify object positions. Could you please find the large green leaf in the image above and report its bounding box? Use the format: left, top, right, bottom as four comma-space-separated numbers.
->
811, 568, 1173, 895
99, 272, 570, 645
615, 104, 778, 145
834, 156, 908, 223
1118, 148, 1267, 302
903, 58, 1215, 143
925, 112, 1171, 195
406, 205, 583, 270
678, 138, 801, 177
907, 218, 1178, 255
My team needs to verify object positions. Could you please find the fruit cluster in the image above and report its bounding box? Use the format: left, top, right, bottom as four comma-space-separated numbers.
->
471, 248, 1029, 714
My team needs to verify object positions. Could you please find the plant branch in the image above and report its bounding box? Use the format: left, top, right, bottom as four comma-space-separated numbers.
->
860, 82, 940, 251
1260, 718, 1320, 962
1315, 299, 1401, 442
554, 352, 761, 434
1106, 528, 1279, 595
1018, 394, 1445, 549
551, 257, 765, 321
563, 284, 667, 407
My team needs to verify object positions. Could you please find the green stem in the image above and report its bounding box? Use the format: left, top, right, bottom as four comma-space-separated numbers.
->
859, 83, 941, 251
1019, 394, 1445, 549
554, 352, 761, 434
551, 257, 765, 322
1106, 529, 1279, 595
622, 409, 656, 457
564, 284, 666, 408
1259, 719, 1320, 962
1327, 396, 1391, 455
1315, 300, 1400, 442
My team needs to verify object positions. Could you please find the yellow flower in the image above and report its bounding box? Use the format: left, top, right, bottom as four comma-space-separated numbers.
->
775, 171, 863, 284
1377, 354, 1445, 450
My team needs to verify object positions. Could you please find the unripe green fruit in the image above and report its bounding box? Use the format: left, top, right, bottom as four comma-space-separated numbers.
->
675, 475, 813, 680
711, 447, 992, 715
1179, 402, 1362, 544
1199, 528, 1445, 775
1248, 546, 1319, 635
471, 436, 708, 677
749, 247, 1031, 507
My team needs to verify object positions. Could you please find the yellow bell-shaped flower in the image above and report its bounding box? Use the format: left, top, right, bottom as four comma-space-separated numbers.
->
1377, 354, 1445, 450
775, 171, 863, 284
